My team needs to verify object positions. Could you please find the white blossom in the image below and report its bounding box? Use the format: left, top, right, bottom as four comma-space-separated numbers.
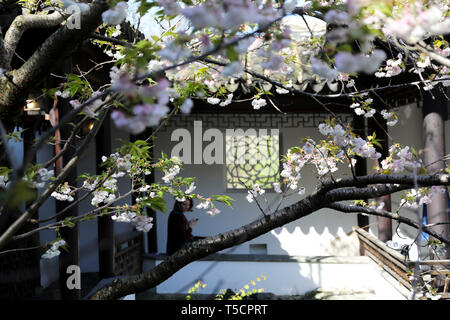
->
364, 108, 376, 118
41, 239, 66, 259
186, 182, 196, 194
206, 208, 221, 216
162, 165, 181, 183
207, 97, 221, 105
219, 94, 233, 107
196, 200, 211, 209
0, 175, 7, 188
251, 98, 267, 110
273, 182, 282, 193
246, 191, 254, 203
354, 108, 365, 115
303, 141, 315, 154
159, 41, 191, 62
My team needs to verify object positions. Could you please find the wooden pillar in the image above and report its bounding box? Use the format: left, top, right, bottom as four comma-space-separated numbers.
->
353, 114, 369, 232
22, 123, 41, 287
96, 116, 115, 278
422, 86, 449, 259
56, 58, 80, 300
368, 112, 392, 242
56, 100, 80, 300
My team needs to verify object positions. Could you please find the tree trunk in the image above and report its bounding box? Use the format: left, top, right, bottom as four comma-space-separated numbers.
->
0, 0, 108, 127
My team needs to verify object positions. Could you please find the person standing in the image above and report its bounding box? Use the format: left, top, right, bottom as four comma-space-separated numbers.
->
166, 199, 203, 255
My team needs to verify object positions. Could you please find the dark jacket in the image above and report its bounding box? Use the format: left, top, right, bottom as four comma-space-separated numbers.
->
166, 210, 193, 255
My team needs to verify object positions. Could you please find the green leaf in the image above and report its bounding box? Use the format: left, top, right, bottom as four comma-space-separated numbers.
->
3, 181, 37, 208
213, 195, 233, 208
136, 0, 158, 16
226, 46, 239, 62
146, 196, 168, 212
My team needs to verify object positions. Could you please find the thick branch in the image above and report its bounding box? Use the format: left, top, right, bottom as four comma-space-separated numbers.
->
320, 173, 450, 194
0, 27, 8, 70
417, 41, 450, 68
3, 11, 67, 69
328, 202, 449, 245
89, 193, 325, 299
0, 0, 108, 121
89, 173, 450, 299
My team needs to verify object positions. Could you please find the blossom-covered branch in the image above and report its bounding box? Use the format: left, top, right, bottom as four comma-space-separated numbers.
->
328, 202, 449, 245
89, 170, 450, 299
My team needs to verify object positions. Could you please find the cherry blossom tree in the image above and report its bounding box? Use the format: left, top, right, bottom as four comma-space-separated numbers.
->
0, 0, 449, 300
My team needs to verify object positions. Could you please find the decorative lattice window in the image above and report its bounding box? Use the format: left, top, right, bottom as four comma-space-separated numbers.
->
225, 129, 280, 190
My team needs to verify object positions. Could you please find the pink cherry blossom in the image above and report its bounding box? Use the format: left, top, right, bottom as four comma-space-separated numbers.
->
111, 73, 138, 97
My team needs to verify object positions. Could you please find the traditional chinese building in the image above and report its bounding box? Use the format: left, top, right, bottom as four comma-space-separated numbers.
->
1, 9, 449, 300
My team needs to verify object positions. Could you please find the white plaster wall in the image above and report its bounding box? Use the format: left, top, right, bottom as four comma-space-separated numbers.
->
38, 118, 135, 280
78, 119, 135, 273
153, 114, 363, 256
10, 130, 60, 288
31, 101, 447, 287
37, 141, 59, 287
368, 102, 449, 259
77, 137, 99, 273
76, 119, 136, 274
153, 105, 439, 257
154, 258, 407, 299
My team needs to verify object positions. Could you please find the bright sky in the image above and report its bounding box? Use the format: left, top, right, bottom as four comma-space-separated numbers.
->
125, 0, 325, 40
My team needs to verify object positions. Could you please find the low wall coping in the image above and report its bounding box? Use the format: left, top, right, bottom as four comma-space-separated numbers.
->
143, 253, 371, 264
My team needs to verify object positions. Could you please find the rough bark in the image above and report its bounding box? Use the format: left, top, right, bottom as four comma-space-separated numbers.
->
0, 0, 108, 124
0, 26, 8, 70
